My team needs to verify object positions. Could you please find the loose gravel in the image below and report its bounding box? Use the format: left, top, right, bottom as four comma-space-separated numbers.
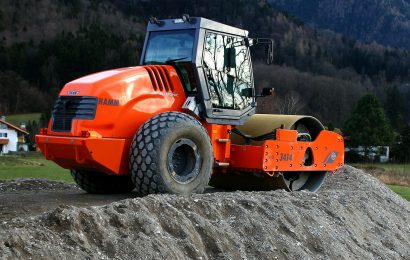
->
0, 166, 409, 259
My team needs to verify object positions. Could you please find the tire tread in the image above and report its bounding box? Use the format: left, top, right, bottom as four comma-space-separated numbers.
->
71, 170, 135, 194
130, 112, 212, 196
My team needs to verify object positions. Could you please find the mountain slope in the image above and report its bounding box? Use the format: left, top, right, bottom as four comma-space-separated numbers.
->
0, 0, 409, 126
268, 0, 410, 49
0, 0, 144, 45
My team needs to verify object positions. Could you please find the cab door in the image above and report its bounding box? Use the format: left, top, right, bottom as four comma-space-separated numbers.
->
202, 31, 254, 114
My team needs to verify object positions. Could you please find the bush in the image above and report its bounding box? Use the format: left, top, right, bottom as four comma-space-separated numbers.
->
345, 150, 365, 163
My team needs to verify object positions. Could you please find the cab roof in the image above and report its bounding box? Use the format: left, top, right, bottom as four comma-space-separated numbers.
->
146, 17, 249, 37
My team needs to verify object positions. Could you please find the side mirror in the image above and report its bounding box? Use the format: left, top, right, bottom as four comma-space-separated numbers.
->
241, 87, 274, 98
261, 87, 275, 97
252, 38, 275, 65
243, 38, 255, 47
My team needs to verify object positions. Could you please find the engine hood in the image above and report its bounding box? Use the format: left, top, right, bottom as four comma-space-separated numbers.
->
50, 65, 186, 138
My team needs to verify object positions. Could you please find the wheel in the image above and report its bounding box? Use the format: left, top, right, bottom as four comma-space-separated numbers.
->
280, 121, 327, 192
130, 112, 213, 196
71, 170, 135, 194
281, 171, 327, 192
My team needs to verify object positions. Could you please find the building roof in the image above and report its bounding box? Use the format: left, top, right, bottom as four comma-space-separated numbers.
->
0, 119, 29, 135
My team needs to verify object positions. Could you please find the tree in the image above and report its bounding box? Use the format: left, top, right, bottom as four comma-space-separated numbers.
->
0, 9, 4, 32
390, 125, 410, 163
343, 94, 393, 157
25, 120, 39, 150
405, 89, 410, 124
40, 109, 52, 128
384, 86, 406, 130
0, 71, 47, 114
278, 90, 305, 115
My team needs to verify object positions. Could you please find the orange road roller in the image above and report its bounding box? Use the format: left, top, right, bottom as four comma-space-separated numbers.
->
36, 15, 344, 195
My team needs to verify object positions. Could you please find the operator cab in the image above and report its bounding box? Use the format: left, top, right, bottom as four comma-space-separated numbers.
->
140, 16, 256, 125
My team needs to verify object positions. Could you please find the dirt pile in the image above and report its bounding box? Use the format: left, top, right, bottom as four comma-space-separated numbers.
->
0, 178, 79, 192
0, 166, 409, 259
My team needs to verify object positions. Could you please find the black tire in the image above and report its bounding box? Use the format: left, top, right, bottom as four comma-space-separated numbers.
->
130, 112, 213, 196
71, 170, 135, 194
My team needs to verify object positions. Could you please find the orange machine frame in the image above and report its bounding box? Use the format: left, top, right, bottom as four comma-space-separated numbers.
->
203, 125, 344, 175
37, 120, 344, 176
36, 65, 344, 176
228, 129, 344, 174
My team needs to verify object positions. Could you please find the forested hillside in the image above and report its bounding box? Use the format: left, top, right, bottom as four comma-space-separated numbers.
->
268, 0, 410, 49
0, 0, 409, 129
0, 0, 144, 116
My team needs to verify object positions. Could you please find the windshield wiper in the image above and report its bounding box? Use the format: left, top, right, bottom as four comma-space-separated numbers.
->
166, 57, 188, 63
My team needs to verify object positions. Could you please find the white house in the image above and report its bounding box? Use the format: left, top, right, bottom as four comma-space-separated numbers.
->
0, 117, 29, 155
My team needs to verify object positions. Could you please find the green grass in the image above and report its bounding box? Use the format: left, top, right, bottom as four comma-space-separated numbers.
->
352, 163, 410, 174
0, 153, 72, 182
5, 113, 41, 126
377, 163, 410, 173
388, 185, 410, 201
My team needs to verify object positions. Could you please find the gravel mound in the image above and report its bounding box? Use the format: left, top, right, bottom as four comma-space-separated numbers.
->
0, 178, 79, 192
0, 166, 409, 259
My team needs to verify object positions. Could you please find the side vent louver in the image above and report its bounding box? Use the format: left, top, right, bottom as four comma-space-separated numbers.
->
144, 66, 174, 92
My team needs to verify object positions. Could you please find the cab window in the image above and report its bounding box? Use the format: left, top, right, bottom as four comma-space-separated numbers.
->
144, 30, 195, 64
203, 32, 253, 110
144, 30, 198, 93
